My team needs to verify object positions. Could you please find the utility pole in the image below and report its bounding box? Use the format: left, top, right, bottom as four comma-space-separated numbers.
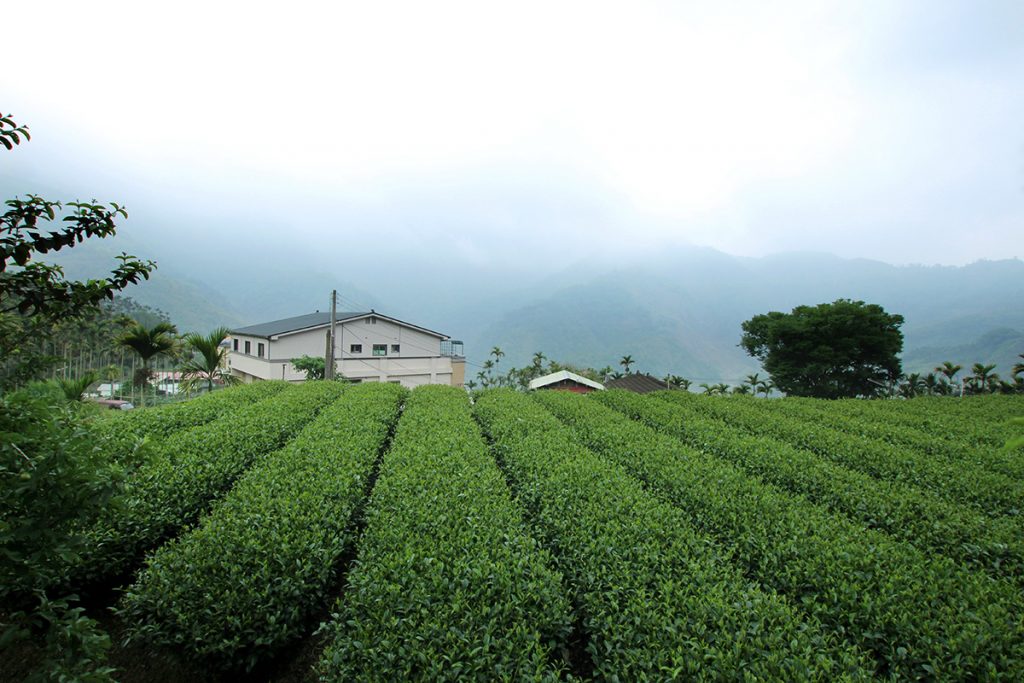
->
326, 289, 337, 380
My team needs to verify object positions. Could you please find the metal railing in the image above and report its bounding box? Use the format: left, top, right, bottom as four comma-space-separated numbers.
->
441, 340, 465, 358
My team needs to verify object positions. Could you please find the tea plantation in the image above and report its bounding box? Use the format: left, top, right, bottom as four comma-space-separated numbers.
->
24, 383, 1024, 680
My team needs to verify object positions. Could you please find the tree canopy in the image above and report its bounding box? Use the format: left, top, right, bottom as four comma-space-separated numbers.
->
740, 299, 904, 399
292, 354, 326, 380
1, 112, 156, 388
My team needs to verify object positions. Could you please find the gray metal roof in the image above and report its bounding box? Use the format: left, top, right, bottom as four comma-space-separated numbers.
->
229, 311, 449, 340
230, 312, 368, 338
605, 374, 669, 394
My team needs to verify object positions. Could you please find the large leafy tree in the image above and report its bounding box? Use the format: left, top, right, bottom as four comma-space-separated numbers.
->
1, 113, 155, 388
180, 326, 239, 392
740, 299, 904, 399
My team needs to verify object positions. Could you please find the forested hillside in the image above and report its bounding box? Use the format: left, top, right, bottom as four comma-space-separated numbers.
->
42, 240, 1024, 382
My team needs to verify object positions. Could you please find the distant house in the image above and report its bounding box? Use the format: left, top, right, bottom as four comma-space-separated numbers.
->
228, 311, 465, 388
604, 373, 668, 394
528, 370, 604, 393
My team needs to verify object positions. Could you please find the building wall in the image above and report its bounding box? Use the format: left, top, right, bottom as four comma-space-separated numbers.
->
229, 352, 298, 382
228, 315, 454, 388
337, 356, 453, 386
451, 358, 465, 388
230, 334, 272, 362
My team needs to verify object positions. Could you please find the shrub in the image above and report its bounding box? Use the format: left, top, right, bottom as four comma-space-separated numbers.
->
319, 386, 573, 681
120, 383, 404, 671
473, 389, 871, 680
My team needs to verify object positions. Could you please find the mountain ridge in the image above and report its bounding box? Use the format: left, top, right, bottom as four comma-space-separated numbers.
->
40, 240, 1023, 384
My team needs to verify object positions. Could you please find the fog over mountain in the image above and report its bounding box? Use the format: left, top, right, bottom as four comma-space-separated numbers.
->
43, 231, 1024, 384
5, 2, 1024, 383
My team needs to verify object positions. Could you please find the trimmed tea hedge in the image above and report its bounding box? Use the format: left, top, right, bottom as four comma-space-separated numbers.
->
74, 381, 346, 587
585, 389, 1024, 581
757, 396, 1024, 481
474, 390, 872, 681
852, 396, 1021, 446
657, 390, 1024, 518
318, 385, 572, 681
553, 390, 1024, 679
91, 381, 290, 468
119, 382, 404, 671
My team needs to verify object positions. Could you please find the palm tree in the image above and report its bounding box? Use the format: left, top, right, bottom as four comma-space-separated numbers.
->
899, 373, 924, 398
179, 326, 240, 393
922, 373, 940, 396
1013, 354, 1024, 380
662, 374, 690, 391
757, 380, 774, 398
54, 370, 99, 402
732, 384, 751, 395
619, 355, 635, 374
967, 363, 999, 394
117, 321, 178, 406
490, 347, 505, 363
531, 351, 546, 369
101, 363, 121, 398
744, 373, 762, 394
935, 361, 962, 394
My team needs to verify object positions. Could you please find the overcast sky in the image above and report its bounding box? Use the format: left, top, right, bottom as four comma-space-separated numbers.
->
4, 0, 1023, 267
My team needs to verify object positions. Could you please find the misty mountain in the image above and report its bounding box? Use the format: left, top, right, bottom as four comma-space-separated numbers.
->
902, 328, 1024, 378
466, 250, 1024, 383
36, 232, 381, 333
39, 237, 1024, 384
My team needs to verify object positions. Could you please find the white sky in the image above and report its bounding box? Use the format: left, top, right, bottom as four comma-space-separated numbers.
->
4, 0, 1023, 266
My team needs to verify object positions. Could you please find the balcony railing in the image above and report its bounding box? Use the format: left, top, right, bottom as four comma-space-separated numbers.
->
441, 340, 465, 358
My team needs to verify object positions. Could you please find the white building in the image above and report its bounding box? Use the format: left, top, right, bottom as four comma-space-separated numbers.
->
228, 311, 465, 388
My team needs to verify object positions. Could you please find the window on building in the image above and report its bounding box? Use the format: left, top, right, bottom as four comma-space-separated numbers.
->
350, 344, 362, 353
391, 344, 400, 353
244, 340, 251, 354
372, 344, 387, 356
257, 342, 265, 358
233, 339, 238, 351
